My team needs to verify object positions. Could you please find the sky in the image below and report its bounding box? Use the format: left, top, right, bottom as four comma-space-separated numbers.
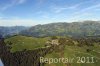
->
0, 0, 100, 26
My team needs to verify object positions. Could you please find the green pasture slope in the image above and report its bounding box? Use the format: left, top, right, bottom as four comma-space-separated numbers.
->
4, 35, 100, 66
5, 35, 48, 52
44, 44, 100, 66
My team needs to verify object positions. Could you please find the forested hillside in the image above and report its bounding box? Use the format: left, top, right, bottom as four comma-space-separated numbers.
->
20, 21, 100, 37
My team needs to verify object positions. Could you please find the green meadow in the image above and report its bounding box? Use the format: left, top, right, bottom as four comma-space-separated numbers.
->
4, 35, 100, 66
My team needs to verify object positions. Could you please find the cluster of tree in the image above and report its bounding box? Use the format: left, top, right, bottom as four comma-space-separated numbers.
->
0, 35, 59, 66
74, 37, 100, 47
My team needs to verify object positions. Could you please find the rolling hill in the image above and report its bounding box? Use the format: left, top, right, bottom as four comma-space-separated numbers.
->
5, 35, 48, 52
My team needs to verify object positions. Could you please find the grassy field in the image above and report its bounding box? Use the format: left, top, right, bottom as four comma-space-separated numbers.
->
4, 35, 100, 66
5, 35, 48, 52
44, 44, 100, 66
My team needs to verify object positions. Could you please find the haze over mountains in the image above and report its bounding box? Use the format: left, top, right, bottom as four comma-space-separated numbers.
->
0, 21, 100, 37
0, 26, 29, 37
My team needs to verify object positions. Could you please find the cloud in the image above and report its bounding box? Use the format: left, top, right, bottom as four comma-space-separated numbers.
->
74, 3, 100, 15
51, 0, 97, 14
0, 0, 27, 11
66, 3, 100, 22
53, 7, 68, 13
51, 2, 82, 13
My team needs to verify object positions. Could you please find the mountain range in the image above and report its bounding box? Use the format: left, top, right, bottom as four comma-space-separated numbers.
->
20, 21, 100, 37
0, 21, 100, 37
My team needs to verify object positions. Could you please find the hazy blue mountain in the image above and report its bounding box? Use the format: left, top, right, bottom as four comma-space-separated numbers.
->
0, 26, 29, 37
20, 21, 100, 37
